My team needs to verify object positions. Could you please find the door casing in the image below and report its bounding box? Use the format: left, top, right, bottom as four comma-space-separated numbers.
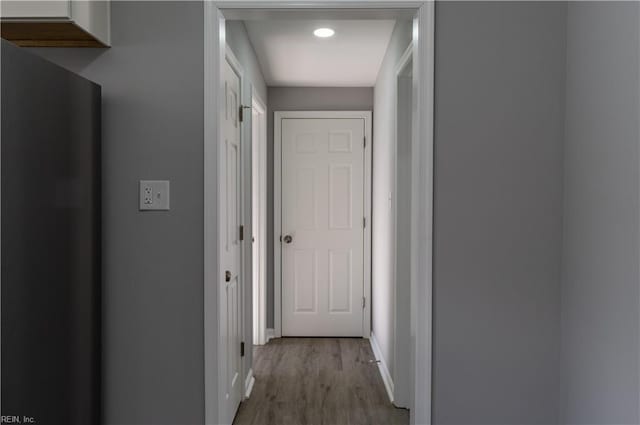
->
204, 2, 435, 425
274, 110, 372, 339
252, 89, 267, 346
392, 42, 414, 408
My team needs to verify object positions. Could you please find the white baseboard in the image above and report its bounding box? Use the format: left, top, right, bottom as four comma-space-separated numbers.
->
266, 328, 276, 343
244, 368, 255, 398
369, 332, 394, 404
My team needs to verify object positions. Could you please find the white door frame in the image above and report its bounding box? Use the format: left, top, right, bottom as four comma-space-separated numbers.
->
393, 42, 414, 409
274, 110, 372, 339
204, 2, 434, 425
251, 89, 267, 346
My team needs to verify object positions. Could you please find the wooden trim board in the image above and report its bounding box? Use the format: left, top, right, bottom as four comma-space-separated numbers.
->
1, 21, 108, 47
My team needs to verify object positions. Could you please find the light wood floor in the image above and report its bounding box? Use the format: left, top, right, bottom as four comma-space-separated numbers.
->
233, 338, 409, 425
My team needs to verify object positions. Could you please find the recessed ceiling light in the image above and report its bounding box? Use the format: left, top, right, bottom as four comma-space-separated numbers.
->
314, 28, 335, 38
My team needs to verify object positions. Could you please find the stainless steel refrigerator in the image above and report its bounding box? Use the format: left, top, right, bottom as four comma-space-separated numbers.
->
1, 39, 101, 424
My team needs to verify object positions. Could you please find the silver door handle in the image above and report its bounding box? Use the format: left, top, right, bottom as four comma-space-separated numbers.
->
283, 235, 293, 244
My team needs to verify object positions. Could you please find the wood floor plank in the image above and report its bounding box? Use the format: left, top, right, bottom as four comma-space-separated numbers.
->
233, 338, 409, 425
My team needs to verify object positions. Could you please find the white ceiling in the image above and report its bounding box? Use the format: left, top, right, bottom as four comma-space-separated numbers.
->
243, 20, 396, 87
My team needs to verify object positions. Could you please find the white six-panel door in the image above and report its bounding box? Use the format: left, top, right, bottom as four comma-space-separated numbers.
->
281, 117, 366, 336
220, 55, 242, 424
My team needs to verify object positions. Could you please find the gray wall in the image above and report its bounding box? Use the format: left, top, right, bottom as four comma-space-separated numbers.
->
30, 2, 206, 424
433, 2, 567, 423
227, 21, 268, 103
560, 2, 640, 423
21, 3, 640, 424
266, 87, 374, 327
371, 20, 412, 397
394, 70, 413, 408
226, 19, 268, 380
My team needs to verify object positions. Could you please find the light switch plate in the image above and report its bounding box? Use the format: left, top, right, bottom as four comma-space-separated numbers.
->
139, 180, 170, 211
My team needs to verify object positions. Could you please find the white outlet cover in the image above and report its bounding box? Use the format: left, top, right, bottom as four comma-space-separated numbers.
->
139, 180, 170, 211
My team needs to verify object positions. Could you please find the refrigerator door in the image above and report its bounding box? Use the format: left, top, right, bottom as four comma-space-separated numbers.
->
1, 40, 101, 425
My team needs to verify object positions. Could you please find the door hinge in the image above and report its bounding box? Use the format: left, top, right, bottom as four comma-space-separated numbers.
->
364, 136, 366, 148
240, 341, 245, 357
239, 105, 251, 123
362, 297, 366, 309
363, 217, 366, 228
239, 225, 244, 241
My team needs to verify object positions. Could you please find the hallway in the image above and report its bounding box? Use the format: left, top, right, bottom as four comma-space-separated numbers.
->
233, 338, 409, 425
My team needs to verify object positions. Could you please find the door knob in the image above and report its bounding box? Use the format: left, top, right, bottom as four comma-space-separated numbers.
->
225, 270, 231, 282
283, 235, 293, 244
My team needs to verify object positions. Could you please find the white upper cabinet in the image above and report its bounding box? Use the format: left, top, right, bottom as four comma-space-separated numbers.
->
1, 0, 110, 47
2, 1, 71, 18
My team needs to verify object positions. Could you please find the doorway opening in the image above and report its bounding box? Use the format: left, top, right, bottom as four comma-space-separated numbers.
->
204, 3, 434, 425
